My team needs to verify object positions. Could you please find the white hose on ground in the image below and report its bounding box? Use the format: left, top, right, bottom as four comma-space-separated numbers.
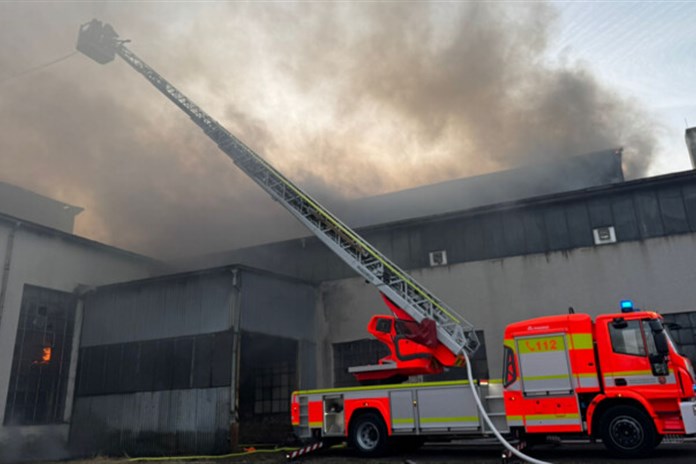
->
463, 351, 552, 464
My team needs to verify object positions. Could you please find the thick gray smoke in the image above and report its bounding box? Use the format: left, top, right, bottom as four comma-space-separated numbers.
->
0, 2, 658, 259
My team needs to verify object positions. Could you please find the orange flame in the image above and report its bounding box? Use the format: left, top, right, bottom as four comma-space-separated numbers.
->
33, 346, 52, 365
42, 346, 52, 363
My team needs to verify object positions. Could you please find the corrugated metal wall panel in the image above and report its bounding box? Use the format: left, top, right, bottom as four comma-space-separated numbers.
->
70, 387, 230, 456
82, 273, 234, 347
482, 213, 506, 259
658, 187, 689, 234
565, 202, 593, 248
501, 211, 526, 254
682, 184, 696, 231
186, 176, 696, 284
76, 330, 234, 396
522, 209, 546, 254
635, 190, 664, 238
611, 194, 639, 241
587, 198, 613, 227
462, 217, 486, 261
544, 206, 570, 250
239, 272, 315, 341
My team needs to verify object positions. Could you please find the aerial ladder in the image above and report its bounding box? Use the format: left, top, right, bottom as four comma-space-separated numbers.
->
75, 20, 479, 382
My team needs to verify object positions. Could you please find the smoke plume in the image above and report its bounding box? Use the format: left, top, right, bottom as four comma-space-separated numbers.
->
0, 2, 659, 259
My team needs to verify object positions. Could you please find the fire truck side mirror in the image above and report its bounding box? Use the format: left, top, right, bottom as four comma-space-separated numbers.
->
654, 330, 670, 356
648, 320, 670, 357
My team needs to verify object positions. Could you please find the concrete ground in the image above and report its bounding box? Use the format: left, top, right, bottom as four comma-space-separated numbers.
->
43, 441, 696, 464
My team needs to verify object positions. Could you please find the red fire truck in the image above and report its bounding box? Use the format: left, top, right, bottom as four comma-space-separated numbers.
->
291, 304, 696, 458
76, 20, 696, 460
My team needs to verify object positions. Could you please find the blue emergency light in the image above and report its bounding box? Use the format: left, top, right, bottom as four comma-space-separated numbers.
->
620, 300, 634, 313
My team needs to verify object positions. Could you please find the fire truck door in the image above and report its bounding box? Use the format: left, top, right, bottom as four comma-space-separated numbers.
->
602, 319, 677, 389
390, 390, 416, 432
517, 334, 573, 394
516, 333, 583, 431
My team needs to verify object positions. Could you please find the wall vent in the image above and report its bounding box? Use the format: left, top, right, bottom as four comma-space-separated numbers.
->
593, 226, 617, 245
429, 250, 448, 267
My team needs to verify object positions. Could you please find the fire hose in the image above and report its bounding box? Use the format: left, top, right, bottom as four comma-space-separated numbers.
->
463, 351, 552, 464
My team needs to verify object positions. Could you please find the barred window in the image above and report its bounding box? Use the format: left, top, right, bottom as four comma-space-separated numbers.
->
4, 285, 76, 425
253, 363, 294, 414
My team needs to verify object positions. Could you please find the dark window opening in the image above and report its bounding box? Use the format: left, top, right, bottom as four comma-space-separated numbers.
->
4, 285, 76, 425
239, 332, 297, 418
238, 332, 298, 445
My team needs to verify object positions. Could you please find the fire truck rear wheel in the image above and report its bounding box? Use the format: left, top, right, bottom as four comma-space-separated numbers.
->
600, 405, 657, 458
349, 411, 389, 457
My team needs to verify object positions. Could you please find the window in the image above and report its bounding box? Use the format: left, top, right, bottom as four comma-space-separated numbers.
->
4, 285, 76, 425
239, 332, 298, 419
609, 320, 646, 356
252, 363, 294, 414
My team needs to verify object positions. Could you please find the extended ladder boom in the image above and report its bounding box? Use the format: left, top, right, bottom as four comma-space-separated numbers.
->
76, 20, 480, 360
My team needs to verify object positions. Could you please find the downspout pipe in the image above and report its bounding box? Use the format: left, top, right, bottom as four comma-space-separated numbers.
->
229, 269, 243, 451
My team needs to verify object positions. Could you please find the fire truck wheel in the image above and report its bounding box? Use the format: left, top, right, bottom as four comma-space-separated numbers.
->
600, 405, 657, 457
349, 411, 389, 457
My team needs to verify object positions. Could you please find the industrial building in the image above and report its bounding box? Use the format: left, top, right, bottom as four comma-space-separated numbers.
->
2, 146, 696, 460
0, 187, 161, 461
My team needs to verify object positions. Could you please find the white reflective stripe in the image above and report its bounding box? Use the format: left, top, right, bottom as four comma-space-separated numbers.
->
343, 390, 390, 399
526, 418, 581, 427
576, 376, 600, 388
603, 372, 676, 386
418, 419, 480, 429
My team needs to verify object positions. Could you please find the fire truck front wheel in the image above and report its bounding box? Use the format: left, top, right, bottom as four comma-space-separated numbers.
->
600, 405, 657, 458
349, 411, 389, 457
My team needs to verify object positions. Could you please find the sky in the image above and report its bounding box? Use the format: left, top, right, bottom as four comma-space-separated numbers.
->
0, 1, 695, 260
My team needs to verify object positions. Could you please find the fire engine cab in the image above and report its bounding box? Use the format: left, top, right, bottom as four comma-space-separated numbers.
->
503, 304, 696, 456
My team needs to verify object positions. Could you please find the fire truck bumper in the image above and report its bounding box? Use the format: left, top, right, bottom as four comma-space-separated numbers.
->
679, 400, 696, 435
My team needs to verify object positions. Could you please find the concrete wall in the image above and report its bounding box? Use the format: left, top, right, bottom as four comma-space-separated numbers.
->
0, 221, 157, 462
318, 233, 696, 383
